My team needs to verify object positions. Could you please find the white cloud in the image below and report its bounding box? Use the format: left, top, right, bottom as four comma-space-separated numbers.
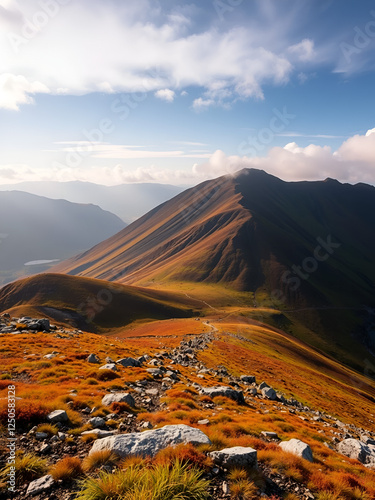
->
0, 73, 49, 110
192, 97, 215, 111
154, 88, 175, 102
193, 128, 375, 185
287, 39, 316, 62
2, 128, 375, 186
0, 1, 315, 110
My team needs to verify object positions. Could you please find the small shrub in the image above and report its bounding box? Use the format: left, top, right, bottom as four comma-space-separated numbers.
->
120, 455, 147, 469
82, 450, 119, 472
86, 378, 99, 386
81, 433, 99, 443
154, 443, 213, 470
111, 402, 133, 414
229, 479, 258, 499
49, 456, 84, 481
36, 423, 58, 436
0, 400, 50, 429
95, 370, 120, 381
0, 453, 48, 485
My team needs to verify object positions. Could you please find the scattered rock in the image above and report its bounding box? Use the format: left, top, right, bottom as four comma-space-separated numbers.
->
26, 475, 54, 496
117, 357, 141, 367
102, 392, 135, 407
87, 353, 100, 363
200, 386, 245, 404
47, 409, 68, 423
240, 375, 256, 384
261, 387, 277, 400
279, 439, 313, 462
99, 363, 117, 371
209, 446, 257, 468
262, 431, 279, 439
338, 438, 375, 467
89, 417, 106, 428
90, 424, 211, 458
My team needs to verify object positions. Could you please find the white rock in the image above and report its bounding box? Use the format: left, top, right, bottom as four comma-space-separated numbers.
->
26, 475, 54, 496
338, 438, 375, 466
90, 424, 211, 458
81, 429, 115, 438
89, 417, 106, 428
209, 446, 257, 468
199, 386, 245, 404
47, 410, 68, 423
99, 363, 117, 371
101, 392, 135, 407
279, 439, 313, 462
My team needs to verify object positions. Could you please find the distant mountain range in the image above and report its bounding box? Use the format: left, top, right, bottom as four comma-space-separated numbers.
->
0, 191, 126, 285
52, 169, 375, 368
0, 181, 184, 223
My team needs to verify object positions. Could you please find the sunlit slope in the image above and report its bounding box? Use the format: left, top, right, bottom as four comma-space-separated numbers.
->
0, 273, 196, 332
52, 176, 258, 290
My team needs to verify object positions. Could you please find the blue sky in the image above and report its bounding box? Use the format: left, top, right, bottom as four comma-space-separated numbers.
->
0, 0, 375, 185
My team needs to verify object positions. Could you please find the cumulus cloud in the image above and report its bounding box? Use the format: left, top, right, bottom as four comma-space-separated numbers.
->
1, 128, 375, 187
154, 88, 175, 102
193, 128, 375, 185
287, 39, 316, 62
0, 1, 322, 110
0, 73, 49, 110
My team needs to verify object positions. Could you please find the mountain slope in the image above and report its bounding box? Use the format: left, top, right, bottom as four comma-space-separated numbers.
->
0, 191, 126, 285
0, 273, 195, 331
52, 169, 375, 368
0, 181, 184, 223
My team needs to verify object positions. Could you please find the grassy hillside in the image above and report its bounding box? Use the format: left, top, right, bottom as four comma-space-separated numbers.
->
0, 274, 196, 332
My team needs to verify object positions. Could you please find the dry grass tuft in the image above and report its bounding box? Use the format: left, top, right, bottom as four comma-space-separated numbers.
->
49, 456, 84, 481
82, 450, 120, 472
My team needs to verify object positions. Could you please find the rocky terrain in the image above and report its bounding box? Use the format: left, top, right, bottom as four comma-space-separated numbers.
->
1, 314, 375, 499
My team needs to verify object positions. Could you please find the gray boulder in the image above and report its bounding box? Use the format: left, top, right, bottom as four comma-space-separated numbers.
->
240, 375, 256, 384
89, 417, 106, 428
209, 446, 257, 468
47, 410, 68, 423
87, 354, 100, 364
26, 475, 54, 496
338, 438, 375, 466
117, 357, 141, 367
101, 392, 135, 408
261, 387, 277, 400
279, 439, 313, 462
258, 382, 269, 390
200, 386, 245, 404
90, 424, 211, 458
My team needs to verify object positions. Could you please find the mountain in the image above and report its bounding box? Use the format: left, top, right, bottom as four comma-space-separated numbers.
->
52, 169, 375, 369
0, 191, 126, 285
0, 181, 184, 223
0, 273, 195, 332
